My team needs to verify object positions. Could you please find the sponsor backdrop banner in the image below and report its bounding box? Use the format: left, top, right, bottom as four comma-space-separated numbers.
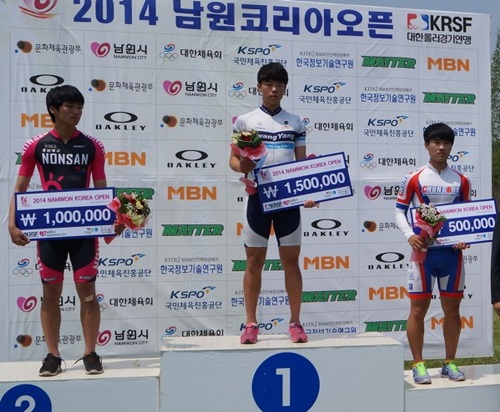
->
0, 0, 492, 361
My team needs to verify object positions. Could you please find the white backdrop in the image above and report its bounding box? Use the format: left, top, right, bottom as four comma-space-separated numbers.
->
0, 0, 492, 362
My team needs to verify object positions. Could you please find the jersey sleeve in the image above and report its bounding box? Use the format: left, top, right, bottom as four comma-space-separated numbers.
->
459, 173, 472, 202
88, 136, 106, 181
18, 137, 38, 177
294, 116, 306, 147
395, 169, 420, 240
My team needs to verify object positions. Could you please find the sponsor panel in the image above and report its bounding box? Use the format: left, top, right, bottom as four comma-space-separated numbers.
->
156, 211, 227, 247
357, 243, 409, 277
157, 280, 227, 318
157, 245, 226, 281
156, 140, 227, 178
158, 316, 227, 341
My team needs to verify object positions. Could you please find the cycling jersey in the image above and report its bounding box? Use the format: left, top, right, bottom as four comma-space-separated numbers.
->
19, 128, 106, 190
233, 106, 306, 167
234, 106, 306, 247
19, 128, 106, 283
395, 163, 471, 298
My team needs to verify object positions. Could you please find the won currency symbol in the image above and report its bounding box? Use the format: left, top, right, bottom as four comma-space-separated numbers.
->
20, 213, 37, 227
262, 185, 279, 199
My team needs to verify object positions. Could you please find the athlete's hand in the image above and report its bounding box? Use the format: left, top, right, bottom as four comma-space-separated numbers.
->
114, 221, 126, 236
452, 242, 470, 250
408, 234, 425, 250
303, 199, 319, 208
9, 227, 30, 246
494, 302, 500, 317
239, 157, 256, 174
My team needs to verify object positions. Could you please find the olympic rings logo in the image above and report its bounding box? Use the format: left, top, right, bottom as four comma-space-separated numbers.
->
229, 90, 247, 99
97, 294, 108, 311
159, 52, 178, 61
360, 162, 377, 170
12, 267, 33, 277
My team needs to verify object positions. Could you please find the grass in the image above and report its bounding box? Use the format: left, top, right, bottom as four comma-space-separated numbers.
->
404, 309, 500, 369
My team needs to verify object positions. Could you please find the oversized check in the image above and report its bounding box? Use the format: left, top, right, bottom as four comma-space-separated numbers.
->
255, 152, 353, 213
410, 198, 497, 248
15, 187, 116, 240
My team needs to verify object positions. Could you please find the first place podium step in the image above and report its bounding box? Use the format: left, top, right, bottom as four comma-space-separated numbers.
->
160, 332, 404, 412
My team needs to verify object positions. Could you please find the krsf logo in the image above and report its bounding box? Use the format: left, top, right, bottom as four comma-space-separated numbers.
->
407, 13, 472, 32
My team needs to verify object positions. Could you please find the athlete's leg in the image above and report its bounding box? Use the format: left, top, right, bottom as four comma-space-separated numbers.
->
37, 240, 67, 356
407, 298, 431, 363
279, 245, 302, 324
440, 296, 462, 361
70, 238, 100, 355
40, 282, 63, 356
243, 246, 267, 324
75, 281, 100, 355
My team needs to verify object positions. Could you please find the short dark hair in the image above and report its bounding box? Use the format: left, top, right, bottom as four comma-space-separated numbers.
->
257, 62, 288, 85
46, 85, 84, 122
423, 122, 455, 145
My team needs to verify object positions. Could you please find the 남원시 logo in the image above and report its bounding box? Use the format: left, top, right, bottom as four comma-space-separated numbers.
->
19, 0, 58, 18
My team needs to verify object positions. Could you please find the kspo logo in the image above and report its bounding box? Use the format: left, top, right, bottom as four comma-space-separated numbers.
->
368, 252, 405, 270
237, 44, 282, 55
303, 82, 345, 94
167, 150, 216, 169
304, 219, 349, 238
21, 74, 64, 93
96, 112, 146, 131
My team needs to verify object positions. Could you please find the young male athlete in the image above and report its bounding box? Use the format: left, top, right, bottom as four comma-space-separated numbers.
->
8, 85, 122, 376
395, 122, 471, 384
229, 62, 316, 344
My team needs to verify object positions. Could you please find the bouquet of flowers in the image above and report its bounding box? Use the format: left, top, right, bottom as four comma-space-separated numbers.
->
230, 129, 267, 194
411, 202, 447, 263
107, 192, 151, 231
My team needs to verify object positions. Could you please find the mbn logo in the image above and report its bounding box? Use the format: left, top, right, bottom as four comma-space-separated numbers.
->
105, 152, 146, 166
167, 186, 217, 200
21, 113, 53, 128
369, 286, 410, 300
303, 256, 349, 270
427, 58, 470, 71
431, 316, 474, 329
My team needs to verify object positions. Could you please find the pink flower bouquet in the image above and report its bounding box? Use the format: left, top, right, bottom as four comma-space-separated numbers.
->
411, 202, 446, 263
230, 129, 267, 194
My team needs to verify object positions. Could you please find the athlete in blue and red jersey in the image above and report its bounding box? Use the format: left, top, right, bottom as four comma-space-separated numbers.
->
229, 63, 317, 345
8, 85, 122, 376
395, 122, 471, 384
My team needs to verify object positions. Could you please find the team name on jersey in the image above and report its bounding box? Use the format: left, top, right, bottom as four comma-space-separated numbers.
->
259, 131, 297, 142
422, 185, 460, 195
41, 153, 89, 165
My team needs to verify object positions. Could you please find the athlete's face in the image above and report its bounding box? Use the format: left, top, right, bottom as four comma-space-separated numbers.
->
258, 80, 286, 111
425, 138, 452, 169
51, 102, 83, 127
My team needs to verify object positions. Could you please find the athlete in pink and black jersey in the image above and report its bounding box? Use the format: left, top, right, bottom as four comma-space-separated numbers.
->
395, 122, 471, 383
8, 85, 122, 376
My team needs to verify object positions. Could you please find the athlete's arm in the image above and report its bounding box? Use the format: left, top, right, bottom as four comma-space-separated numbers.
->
294, 145, 306, 161
8, 175, 31, 246
93, 178, 107, 188
229, 148, 255, 174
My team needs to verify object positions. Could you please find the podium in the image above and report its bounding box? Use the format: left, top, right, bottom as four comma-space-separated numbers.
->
160, 333, 404, 412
